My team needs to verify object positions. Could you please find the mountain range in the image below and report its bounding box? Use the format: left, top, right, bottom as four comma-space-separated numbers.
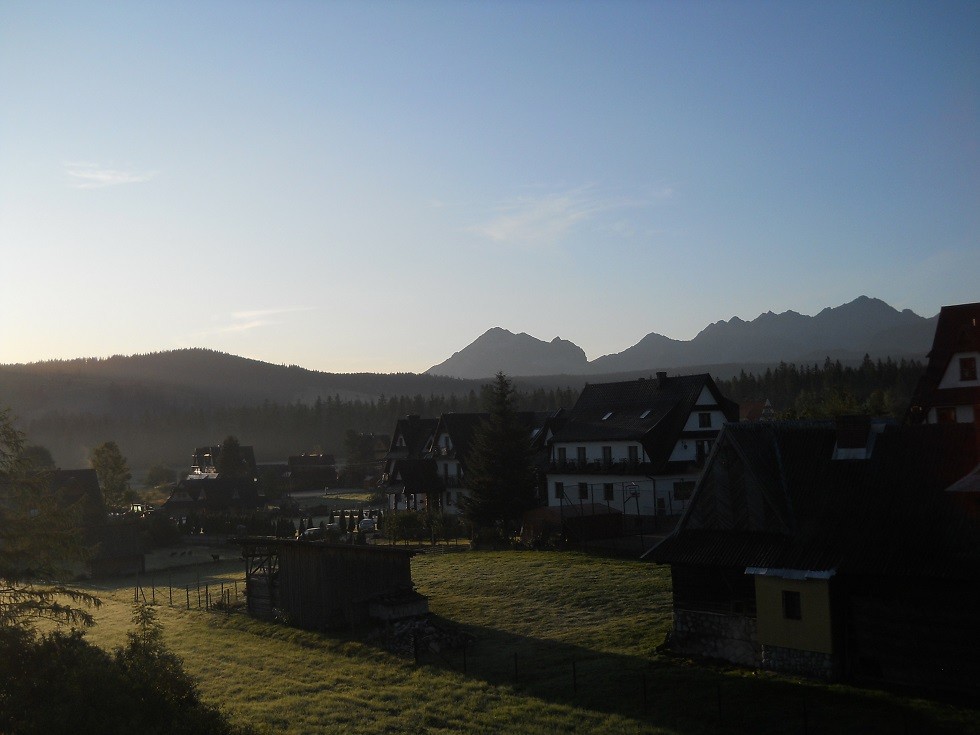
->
425, 296, 938, 379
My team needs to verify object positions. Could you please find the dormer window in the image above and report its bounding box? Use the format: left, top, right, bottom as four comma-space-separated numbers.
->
960, 357, 977, 382
602, 412, 613, 421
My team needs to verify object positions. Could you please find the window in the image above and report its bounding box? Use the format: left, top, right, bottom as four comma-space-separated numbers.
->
445, 491, 453, 506
627, 445, 639, 464
557, 447, 567, 465
577, 447, 587, 465
696, 440, 712, 463
602, 446, 612, 464
603, 483, 614, 502
578, 482, 589, 500
960, 357, 978, 382
937, 407, 957, 424
554, 481, 564, 499
782, 590, 802, 620
698, 412, 712, 428
673, 480, 696, 501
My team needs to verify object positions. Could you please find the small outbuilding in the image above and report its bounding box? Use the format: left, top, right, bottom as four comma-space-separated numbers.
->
237, 537, 425, 630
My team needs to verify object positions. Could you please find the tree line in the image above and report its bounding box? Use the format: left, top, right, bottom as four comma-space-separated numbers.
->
17, 386, 580, 473
715, 355, 923, 419
13, 357, 923, 473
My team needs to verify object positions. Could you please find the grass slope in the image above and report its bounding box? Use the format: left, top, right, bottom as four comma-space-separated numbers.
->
76, 552, 976, 735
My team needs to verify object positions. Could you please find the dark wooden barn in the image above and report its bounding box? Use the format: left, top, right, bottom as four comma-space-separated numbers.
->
238, 538, 426, 630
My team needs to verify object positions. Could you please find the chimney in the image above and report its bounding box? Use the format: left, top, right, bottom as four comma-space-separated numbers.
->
656, 371, 668, 388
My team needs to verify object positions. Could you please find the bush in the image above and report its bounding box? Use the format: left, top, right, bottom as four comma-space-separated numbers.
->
0, 605, 251, 735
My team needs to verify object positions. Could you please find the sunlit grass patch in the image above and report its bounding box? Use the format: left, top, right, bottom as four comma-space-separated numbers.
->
56, 550, 980, 735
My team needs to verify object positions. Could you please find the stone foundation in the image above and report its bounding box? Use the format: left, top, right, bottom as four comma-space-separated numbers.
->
670, 609, 761, 667
762, 644, 835, 680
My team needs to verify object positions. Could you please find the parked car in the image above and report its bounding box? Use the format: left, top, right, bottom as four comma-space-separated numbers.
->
358, 518, 376, 532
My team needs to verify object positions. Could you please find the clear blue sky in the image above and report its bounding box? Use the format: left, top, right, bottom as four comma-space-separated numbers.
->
1, 1, 976, 373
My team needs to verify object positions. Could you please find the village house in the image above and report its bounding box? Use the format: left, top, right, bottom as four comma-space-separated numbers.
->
546, 373, 739, 525
380, 411, 562, 515
645, 418, 980, 694
380, 415, 439, 512
48, 469, 145, 576
163, 444, 265, 521
907, 301, 980, 428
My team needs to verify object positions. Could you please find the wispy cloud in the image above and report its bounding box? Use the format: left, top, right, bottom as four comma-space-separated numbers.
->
467, 185, 672, 247
65, 161, 156, 189
194, 308, 314, 338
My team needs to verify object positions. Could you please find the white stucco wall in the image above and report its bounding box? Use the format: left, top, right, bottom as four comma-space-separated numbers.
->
938, 351, 980, 390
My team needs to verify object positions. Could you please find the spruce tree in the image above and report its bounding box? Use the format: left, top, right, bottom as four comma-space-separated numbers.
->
462, 373, 537, 532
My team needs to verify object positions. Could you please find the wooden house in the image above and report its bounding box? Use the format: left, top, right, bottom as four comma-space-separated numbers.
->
238, 537, 425, 630
49, 469, 145, 577
908, 301, 980, 430
646, 420, 980, 694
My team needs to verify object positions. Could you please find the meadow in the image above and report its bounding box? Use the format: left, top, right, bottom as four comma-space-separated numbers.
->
77, 550, 977, 735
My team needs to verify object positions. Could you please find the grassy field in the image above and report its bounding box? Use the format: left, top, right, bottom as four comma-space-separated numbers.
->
75, 551, 977, 735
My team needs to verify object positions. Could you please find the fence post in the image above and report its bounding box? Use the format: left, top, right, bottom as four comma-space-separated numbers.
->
151, 578, 156, 604
168, 574, 173, 606
205, 584, 210, 610
185, 586, 190, 610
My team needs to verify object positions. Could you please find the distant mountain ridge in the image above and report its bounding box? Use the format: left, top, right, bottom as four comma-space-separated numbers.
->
425, 296, 938, 379
426, 328, 589, 379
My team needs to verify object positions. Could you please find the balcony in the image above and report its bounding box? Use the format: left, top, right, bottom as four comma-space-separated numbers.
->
548, 459, 654, 475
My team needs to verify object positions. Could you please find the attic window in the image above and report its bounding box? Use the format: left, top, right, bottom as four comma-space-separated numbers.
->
960, 357, 977, 382
640, 410, 651, 419
602, 412, 614, 421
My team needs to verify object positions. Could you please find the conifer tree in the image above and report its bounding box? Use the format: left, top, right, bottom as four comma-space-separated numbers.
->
462, 373, 537, 532
1, 409, 99, 628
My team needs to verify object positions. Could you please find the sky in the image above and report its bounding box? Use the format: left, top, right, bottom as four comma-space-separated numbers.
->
1, 1, 977, 374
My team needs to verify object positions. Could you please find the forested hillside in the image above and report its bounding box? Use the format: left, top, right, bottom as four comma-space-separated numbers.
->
1, 350, 924, 476
11, 385, 579, 474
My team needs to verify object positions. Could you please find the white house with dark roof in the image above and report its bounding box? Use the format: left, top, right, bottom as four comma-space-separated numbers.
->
546, 372, 738, 521
908, 301, 980, 428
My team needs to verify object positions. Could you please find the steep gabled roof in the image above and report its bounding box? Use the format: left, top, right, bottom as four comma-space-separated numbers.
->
648, 421, 980, 579
388, 416, 439, 458
429, 410, 558, 470
164, 475, 265, 512
554, 374, 738, 469
908, 302, 980, 420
